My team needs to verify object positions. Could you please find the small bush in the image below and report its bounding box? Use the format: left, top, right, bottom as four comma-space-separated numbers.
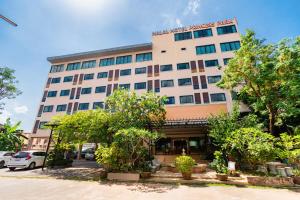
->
175, 155, 196, 173
209, 151, 228, 174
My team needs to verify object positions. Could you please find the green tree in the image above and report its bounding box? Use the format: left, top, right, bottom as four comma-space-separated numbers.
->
105, 89, 166, 132
95, 127, 160, 171
218, 30, 300, 135
225, 128, 276, 169
0, 118, 22, 151
0, 67, 21, 110
208, 104, 263, 148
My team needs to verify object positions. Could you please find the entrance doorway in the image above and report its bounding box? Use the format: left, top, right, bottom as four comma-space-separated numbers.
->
173, 139, 187, 154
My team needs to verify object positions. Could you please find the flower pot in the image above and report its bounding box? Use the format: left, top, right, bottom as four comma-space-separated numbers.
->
293, 176, 300, 185
277, 167, 287, 177
140, 172, 151, 179
285, 167, 293, 177
182, 172, 192, 180
216, 174, 228, 181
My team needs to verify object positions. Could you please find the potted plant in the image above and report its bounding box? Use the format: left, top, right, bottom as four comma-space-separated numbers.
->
140, 162, 152, 179
293, 169, 300, 185
175, 155, 196, 180
210, 151, 229, 181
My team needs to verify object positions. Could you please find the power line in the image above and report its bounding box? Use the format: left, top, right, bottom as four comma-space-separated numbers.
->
0, 14, 17, 27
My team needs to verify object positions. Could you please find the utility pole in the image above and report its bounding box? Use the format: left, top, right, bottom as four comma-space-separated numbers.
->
0, 14, 17, 27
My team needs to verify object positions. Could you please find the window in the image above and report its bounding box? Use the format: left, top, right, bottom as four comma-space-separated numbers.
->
81, 87, 92, 94
93, 102, 104, 109
116, 55, 132, 64
56, 104, 67, 112
160, 64, 172, 72
95, 86, 106, 93
99, 57, 114, 66
97, 72, 108, 78
165, 96, 175, 105
43, 105, 53, 112
210, 93, 226, 102
81, 60, 96, 69
220, 41, 241, 52
174, 31, 192, 41
66, 62, 81, 71
217, 25, 237, 35
51, 77, 61, 84
47, 91, 57, 97
177, 63, 190, 70
60, 89, 70, 96
120, 69, 131, 76
161, 50, 166, 53
193, 28, 213, 38
161, 80, 174, 87
223, 58, 232, 65
134, 82, 146, 90
178, 78, 192, 86
136, 52, 152, 62
63, 76, 73, 82
78, 103, 89, 110
50, 64, 64, 73
207, 75, 222, 84
180, 95, 194, 104
135, 67, 147, 74
196, 44, 216, 54
119, 84, 130, 90
38, 121, 48, 129
84, 73, 94, 80
205, 59, 219, 67
181, 48, 186, 51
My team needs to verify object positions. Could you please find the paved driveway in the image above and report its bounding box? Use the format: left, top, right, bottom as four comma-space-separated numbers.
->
0, 177, 299, 200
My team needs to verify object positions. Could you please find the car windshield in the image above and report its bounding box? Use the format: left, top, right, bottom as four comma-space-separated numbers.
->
13, 152, 28, 158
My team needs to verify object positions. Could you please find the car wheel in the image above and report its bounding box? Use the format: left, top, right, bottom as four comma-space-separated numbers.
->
9, 167, 16, 171
28, 162, 36, 170
0, 161, 5, 168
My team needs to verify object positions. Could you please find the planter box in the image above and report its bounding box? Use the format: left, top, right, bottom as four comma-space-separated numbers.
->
192, 164, 207, 173
247, 176, 294, 186
107, 173, 140, 181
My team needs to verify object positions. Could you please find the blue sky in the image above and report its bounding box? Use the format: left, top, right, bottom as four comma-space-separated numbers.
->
0, 0, 299, 131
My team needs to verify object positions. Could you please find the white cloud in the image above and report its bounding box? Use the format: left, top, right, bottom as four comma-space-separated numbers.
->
14, 105, 29, 114
0, 110, 12, 124
184, 0, 201, 15
175, 18, 183, 27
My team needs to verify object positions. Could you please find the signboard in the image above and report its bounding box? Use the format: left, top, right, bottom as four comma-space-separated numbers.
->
152, 18, 235, 36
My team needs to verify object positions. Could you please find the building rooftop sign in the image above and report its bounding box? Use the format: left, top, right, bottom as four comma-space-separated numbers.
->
152, 18, 236, 36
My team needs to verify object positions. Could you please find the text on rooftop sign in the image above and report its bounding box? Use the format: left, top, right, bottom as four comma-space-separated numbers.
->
152, 19, 235, 36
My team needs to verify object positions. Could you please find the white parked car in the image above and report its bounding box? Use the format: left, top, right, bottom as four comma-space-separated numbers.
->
7, 151, 46, 171
0, 151, 14, 168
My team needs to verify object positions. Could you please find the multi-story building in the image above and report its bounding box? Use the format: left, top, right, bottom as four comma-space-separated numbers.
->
30, 18, 241, 162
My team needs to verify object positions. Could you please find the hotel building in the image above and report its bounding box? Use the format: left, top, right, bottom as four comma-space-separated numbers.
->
30, 18, 242, 162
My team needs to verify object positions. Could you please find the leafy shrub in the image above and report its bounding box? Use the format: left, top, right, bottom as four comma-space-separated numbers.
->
209, 151, 228, 174
46, 144, 73, 167
175, 155, 196, 174
225, 128, 276, 168
276, 133, 300, 164
95, 128, 159, 172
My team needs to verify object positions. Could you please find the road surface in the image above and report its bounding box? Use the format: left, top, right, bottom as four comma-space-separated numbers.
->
0, 177, 299, 200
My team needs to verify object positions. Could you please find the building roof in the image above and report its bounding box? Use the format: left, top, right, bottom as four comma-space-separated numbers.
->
47, 42, 152, 63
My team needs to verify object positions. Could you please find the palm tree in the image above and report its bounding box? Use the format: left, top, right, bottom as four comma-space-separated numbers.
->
0, 119, 22, 151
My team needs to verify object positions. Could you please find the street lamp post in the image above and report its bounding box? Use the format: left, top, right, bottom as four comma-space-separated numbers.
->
42, 123, 59, 171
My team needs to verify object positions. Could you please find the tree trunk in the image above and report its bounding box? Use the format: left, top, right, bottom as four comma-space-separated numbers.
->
267, 105, 277, 136
77, 143, 82, 160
